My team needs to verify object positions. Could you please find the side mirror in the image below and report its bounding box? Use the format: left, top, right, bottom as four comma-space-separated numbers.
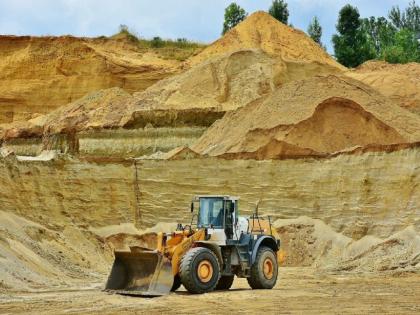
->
190, 202, 194, 213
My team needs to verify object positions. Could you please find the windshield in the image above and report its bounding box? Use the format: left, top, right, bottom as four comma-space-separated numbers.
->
198, 198, 224, 228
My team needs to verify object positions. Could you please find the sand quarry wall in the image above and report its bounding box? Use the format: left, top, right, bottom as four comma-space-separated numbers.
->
0, 148, 419, 290
0, 147, 419, 239
3, 127, 207, 158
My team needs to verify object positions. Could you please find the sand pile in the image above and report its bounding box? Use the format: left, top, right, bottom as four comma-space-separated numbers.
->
192, 75, 420, 159
347, 61, 420, 115
0, 210, 111, 291
128, 49, 283, 112
0, 205, 178, 292
275, 216, 420, 273
127, 12, 344, 114
189, 11, 345, 71
0, 35, 180, 123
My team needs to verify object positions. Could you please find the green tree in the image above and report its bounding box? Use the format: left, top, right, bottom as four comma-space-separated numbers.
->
307, 16, 323, 46
389, 6, 404, 29
332, 4, 375, 67
386, 1, 420, 63
222, 3, 248, 35
389, 1, 420, 33
268, 0, 289, 24
361, 16, 396, 55
405, 0, 420, 33
382, 29, 420, 63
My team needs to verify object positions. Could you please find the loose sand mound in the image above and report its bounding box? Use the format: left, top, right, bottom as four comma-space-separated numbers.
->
189, 11, 345, 71
0, 205, 178, 292
126, 11, 343, 114
192, 75, 420, 158
275, 217, 420, 273
0, 210, 111, 291
128, 48, 342, 114
347, 61, 420, 115
0, 35, 180, 124
130, 49, 284, 112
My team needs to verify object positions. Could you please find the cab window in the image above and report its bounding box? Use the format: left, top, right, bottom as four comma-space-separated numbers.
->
198, 198, 224, 228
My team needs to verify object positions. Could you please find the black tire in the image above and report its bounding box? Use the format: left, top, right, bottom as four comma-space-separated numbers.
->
180, 247, 220, 294
171, 274, 181, 292
247, 246, 278, 289
215, 275, 234, 290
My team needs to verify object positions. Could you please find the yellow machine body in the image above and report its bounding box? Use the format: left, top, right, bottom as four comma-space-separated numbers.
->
105, 229, 205, 296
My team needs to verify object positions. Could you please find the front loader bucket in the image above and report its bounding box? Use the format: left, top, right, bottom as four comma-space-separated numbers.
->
105, 247, 173, 297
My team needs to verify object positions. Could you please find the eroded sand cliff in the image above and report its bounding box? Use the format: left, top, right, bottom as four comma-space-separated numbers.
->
0, 35, 184, 123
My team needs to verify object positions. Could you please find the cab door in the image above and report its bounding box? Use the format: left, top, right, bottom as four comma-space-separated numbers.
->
224, 200, 235, 239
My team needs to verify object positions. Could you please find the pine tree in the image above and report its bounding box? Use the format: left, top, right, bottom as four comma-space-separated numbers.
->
332, 4, 376, 67
268, 0, 289, 25
308, 17, 323, 46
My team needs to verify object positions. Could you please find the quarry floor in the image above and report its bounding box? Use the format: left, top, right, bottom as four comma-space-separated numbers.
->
1, 268, 419, 315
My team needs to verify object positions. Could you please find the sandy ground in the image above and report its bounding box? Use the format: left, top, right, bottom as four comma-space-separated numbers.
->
1, 268, 419, 315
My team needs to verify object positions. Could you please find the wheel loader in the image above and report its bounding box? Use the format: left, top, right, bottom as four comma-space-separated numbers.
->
105, 195, 281, 296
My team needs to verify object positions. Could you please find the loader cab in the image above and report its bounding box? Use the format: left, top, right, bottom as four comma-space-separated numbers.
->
192, 195, 239, 243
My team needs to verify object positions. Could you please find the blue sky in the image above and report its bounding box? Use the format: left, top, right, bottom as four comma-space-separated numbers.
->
0, 0, 413, 53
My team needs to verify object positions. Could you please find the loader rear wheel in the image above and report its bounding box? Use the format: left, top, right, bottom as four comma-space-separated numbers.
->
215, 275, 234, 290
247, 246, 278, 289
180, 247, 220, 294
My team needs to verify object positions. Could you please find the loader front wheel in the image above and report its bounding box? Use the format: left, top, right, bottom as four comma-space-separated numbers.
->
247, 246, 278, 289
180, 247, 220, 294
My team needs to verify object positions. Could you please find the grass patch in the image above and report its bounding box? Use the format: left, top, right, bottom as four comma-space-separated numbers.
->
110, 25, 206, 61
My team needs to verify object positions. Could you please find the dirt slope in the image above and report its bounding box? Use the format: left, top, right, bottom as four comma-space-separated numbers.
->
0, 88, 134, 143
189, 11, 345, 71
192, 75, 420, 158
0, 210, 110, 291
347, 61, 420, 115
0, 35, 181, 123
275, 216, 420, 273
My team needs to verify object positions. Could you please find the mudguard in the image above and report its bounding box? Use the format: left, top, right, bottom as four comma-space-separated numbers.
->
251, 235, 279, 264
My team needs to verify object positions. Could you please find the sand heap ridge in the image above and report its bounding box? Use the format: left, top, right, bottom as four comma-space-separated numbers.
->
275, 216, 420, 273
189, 11, 345, 71
192, 75, 420, 159
347, 61, 420, 115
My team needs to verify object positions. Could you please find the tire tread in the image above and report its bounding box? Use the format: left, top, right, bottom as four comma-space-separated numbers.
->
180, 247, 220, 294
247, 246, 278, 289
